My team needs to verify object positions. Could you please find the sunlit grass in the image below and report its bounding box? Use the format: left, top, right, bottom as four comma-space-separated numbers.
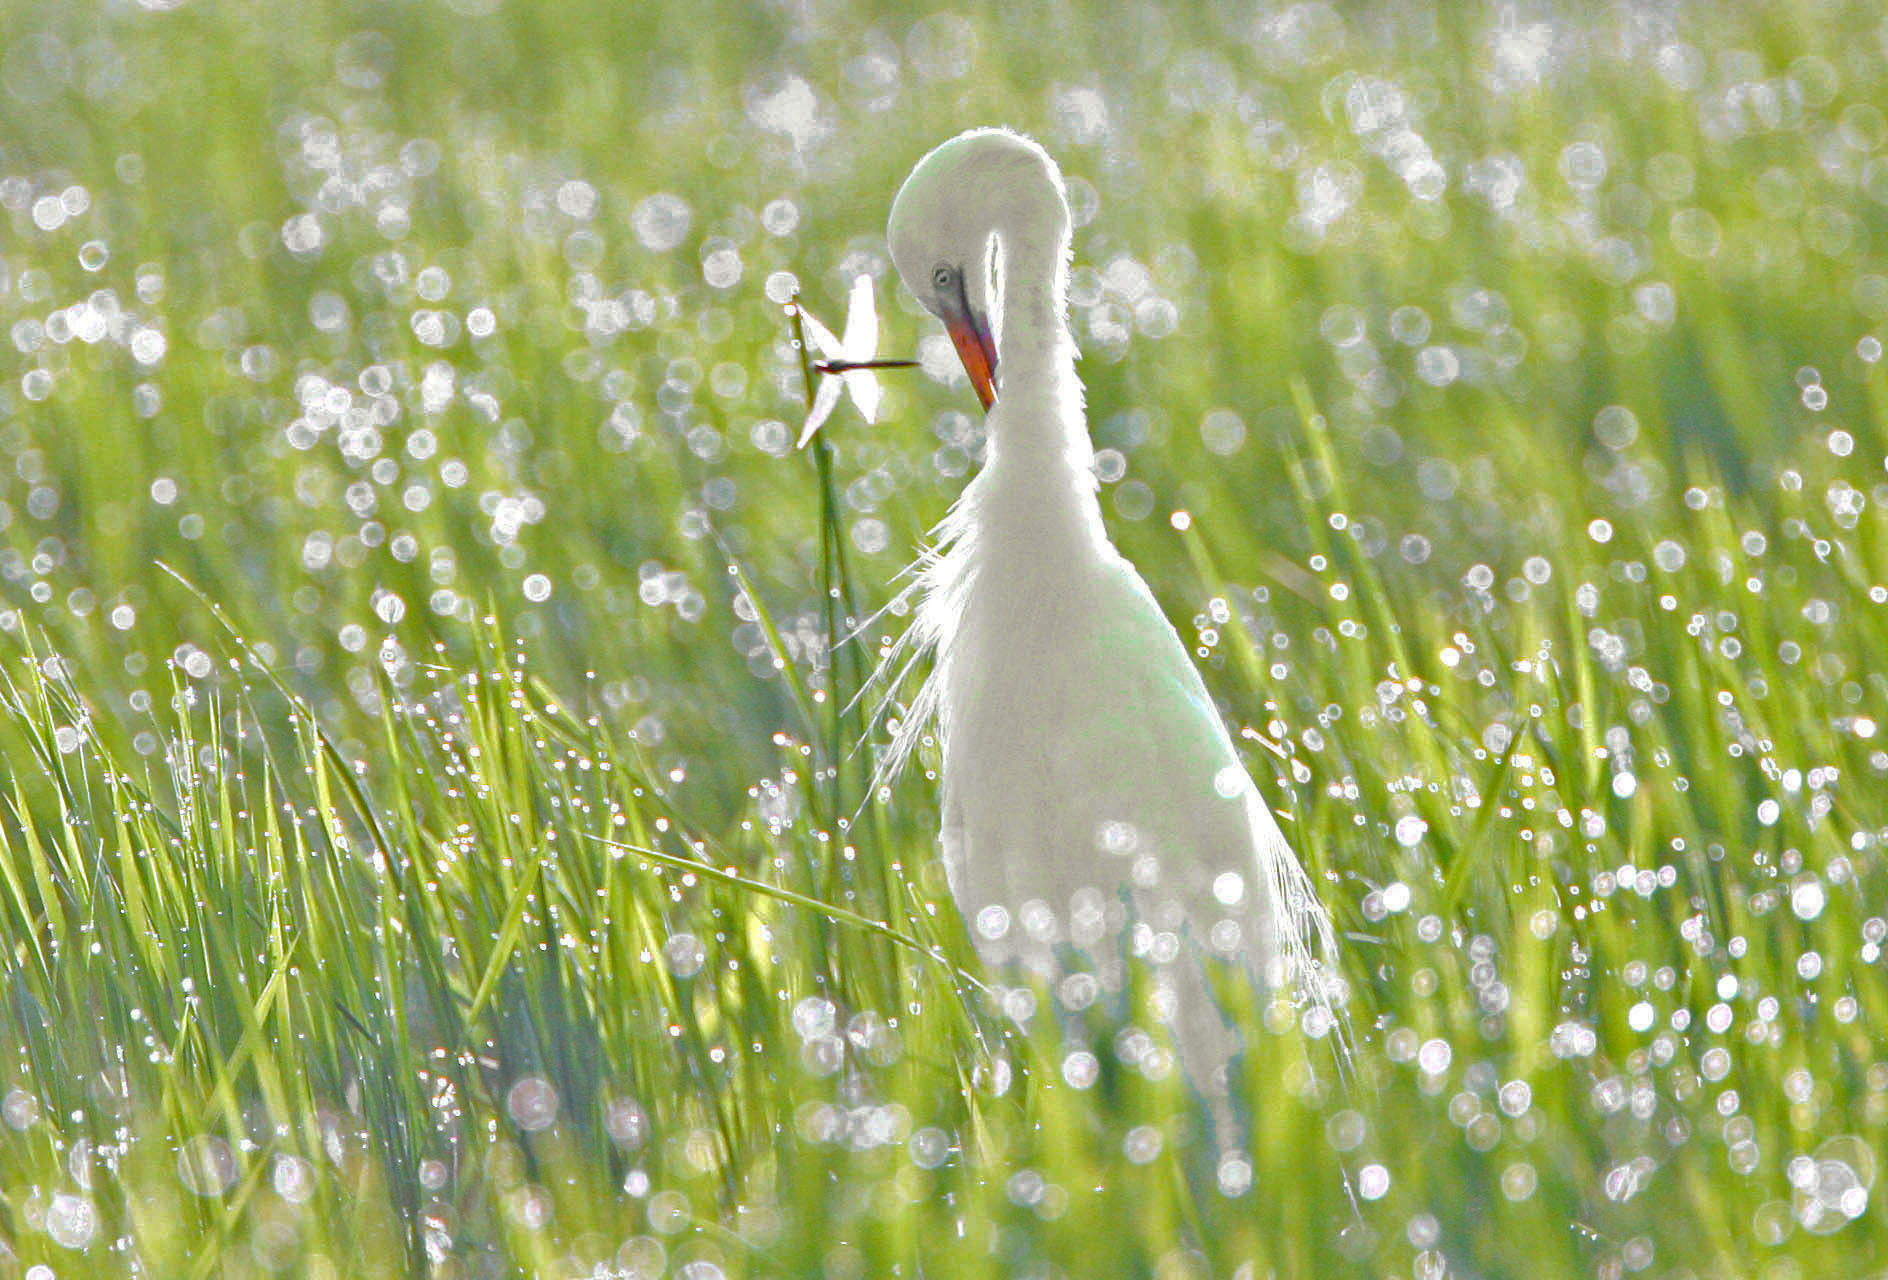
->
1, 0, 1885, 1275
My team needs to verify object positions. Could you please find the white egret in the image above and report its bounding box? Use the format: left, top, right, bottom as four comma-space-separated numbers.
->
876, 127, 1336, 1106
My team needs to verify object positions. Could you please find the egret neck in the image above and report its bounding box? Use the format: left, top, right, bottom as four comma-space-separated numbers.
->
979, 182, 1100, 553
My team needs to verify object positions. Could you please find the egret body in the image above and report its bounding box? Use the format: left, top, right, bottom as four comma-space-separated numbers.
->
881, 128, 1333, 1097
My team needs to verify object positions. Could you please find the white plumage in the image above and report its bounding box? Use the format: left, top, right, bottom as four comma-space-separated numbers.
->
879, 128, 1334, 1102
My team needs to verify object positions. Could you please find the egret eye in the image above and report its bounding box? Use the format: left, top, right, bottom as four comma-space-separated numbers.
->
931, 265, 955, 291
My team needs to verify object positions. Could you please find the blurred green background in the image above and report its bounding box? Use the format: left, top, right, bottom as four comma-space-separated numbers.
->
0, 0, 1885, 1276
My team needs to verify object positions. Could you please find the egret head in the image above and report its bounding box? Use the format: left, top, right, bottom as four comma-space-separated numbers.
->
887, 128, 1070, 411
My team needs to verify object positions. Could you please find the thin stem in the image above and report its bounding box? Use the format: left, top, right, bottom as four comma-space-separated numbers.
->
814, 358, 919, 374
784, 297, 842, 976
587, 834, 990, 995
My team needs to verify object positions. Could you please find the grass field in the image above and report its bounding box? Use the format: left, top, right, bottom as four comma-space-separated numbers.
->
1, 0, 1886, 1275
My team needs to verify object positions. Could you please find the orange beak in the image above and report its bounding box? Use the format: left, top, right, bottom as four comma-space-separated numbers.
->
947, 311, 998, 410
938, 277, 998, 411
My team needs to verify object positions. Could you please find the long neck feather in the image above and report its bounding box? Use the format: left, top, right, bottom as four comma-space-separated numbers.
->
964, 204, 1108, 571
986, 207, 1089, 478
